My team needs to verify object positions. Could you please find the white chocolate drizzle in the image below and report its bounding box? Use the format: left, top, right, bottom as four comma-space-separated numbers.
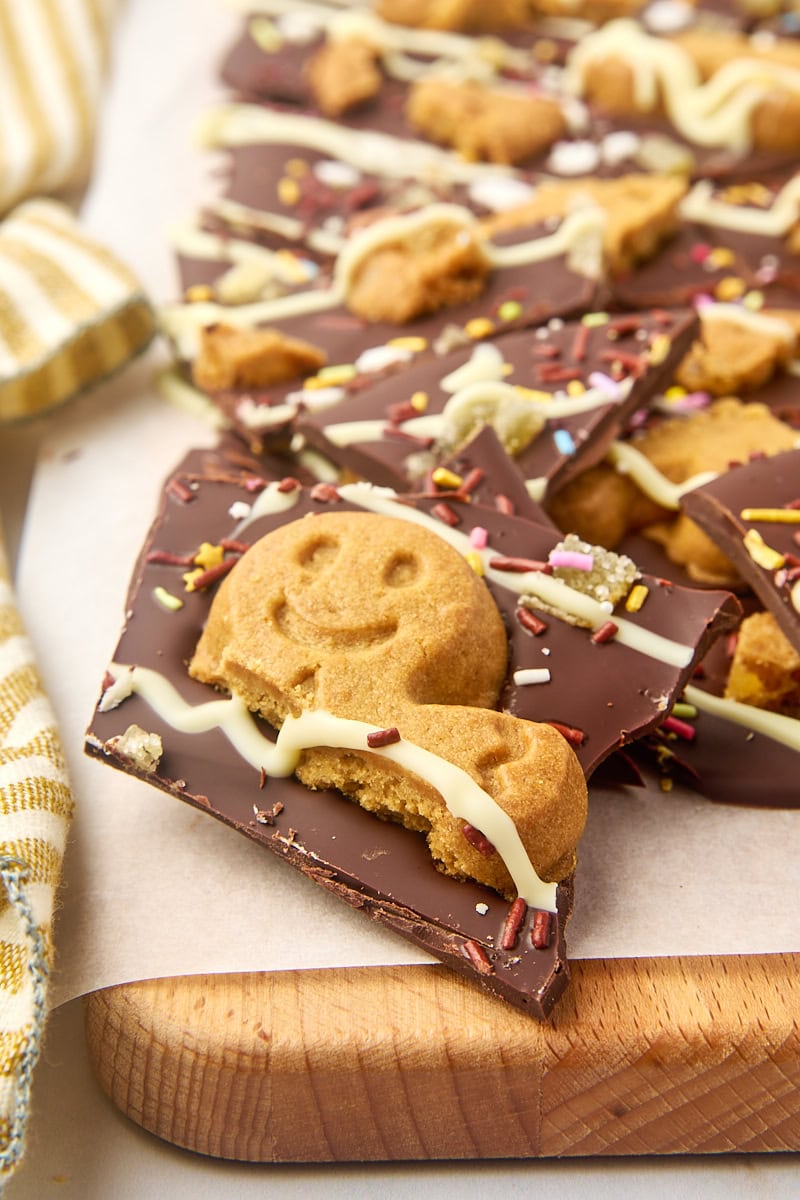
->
681, 173, 800, 236
699, 302, 796, 345
338, 483, 694, 668
104, 663, 557, 911
684, 684, 800, 754
606, 440, 718, 510
228, 0, 531, 79
161, 203, 605, 360
565, 19, 800, 152
198, 103, 514, 185
202, 197, 343, 256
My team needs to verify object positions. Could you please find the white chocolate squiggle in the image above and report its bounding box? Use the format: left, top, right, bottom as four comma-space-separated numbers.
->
681, 174, 800, 236
105, 663, 558, 911
684, 684, 800, 753
607, 440, 718, 510
338, 483, 694, 667
566, 20, 800, 152
161, 203, 606, 359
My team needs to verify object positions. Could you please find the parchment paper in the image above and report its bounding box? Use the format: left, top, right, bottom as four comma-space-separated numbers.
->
14, 0, 800, 1009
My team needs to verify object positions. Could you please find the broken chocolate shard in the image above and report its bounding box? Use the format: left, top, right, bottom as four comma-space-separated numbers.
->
296, 308, 699, 500
86, 447, 740, 1017
681, 448, 800, 656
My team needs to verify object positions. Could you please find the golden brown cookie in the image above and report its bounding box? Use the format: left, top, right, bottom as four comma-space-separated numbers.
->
405, 78, 567, 165
344, 212, 491, 323
377, 0, 532, 31
546, 463, 665, 548
192, 323, 327, 392
675, 309, 796, 396
190, 510, 587, 897
305, 38, 382, 118
480, 174, 686, 274
634, 399, 799, 585
725, 610, 800, 716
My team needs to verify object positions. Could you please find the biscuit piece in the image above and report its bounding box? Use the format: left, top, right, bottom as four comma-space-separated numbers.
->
345, 214, 491, 323
190, 510, 587, 897
480, 175, 686, 274
546, 463, 665, 548
725, 610, 800, 715
675, 309, 796, 396
305, 38, 382, 118
635, 399, 798, 584
569, 21, 800, 152
377, 0, 532, 30
192, 324, 327, 392
406, 78, 567, 165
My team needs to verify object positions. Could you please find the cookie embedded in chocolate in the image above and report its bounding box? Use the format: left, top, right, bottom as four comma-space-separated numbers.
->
86, 454, 587, 1017
295, 307, 698, 499
85, 453, 741, 1012
163, 205, 602, 445
681, 448, 800, 655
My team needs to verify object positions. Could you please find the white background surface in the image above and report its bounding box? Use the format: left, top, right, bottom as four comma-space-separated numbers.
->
1, 0, 798, 1194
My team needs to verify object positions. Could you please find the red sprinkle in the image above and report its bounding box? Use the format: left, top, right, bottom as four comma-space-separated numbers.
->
534, 343, 560, 359
662, 715, 696, 742
538, 363, 583, 383
189, 557, 238, 590
489, 555, 552, 573
219, 538, 250, 554
546, 721, 586, 747
366, 726, 401, 749
516, 607, 547, 635
571, 323, 590, 363
600, 348, 645, 377
591, 620, 619, 645
381, 426, 434, 448
501, 897, 527, 951
462, 823, 496, 858
277, 476, 302, 493
432, 501, 461, 527
608, 315, 643, 334
167, 478, 195, 503
146, 549, 194, 566
460, 467, 485, 495
532, 911, 552, 950
462, 939, 494, 975
386, 400, 421, 424
310, 482, 340, 503
494, 493, 515, 516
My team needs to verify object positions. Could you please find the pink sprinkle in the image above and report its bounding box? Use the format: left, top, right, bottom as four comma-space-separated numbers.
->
549, 549, 594, 571
689, 242, 711, 263
670, 390, 711, 412
469, 526, 488, 550
693, 293, 715, 310
587, 371, 622, 401
663, 715, 696, 742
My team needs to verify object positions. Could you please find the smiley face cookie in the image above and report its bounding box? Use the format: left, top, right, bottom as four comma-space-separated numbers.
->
189, 509, 588, 897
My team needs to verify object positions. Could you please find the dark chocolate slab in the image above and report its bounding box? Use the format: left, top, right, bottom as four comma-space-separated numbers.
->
632, 634, 800, 808
85, 451, 740, 1012
682, 448, 800, 654
296, 308, 699, 498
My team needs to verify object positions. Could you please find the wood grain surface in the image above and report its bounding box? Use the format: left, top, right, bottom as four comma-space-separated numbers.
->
84, 955, 800, 1161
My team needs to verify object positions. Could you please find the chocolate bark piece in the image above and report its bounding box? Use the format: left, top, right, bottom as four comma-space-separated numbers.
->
163, 211, 601, 446
85, 457, 574, 1017
608, 171, 800, 310
85, 454, 738, 1013
681, 448, 800, 655
435, 425, 557, 526
631, 633, 800, 807
295, 308, 698, 500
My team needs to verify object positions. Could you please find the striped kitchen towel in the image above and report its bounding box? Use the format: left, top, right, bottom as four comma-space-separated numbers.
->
0, 0, 117, 214
0, 197, 155, 421
0, 525, 73, 1179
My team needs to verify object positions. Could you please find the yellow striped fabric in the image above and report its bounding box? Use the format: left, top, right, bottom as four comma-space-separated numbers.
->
0, 0, 118, 214
0, 525, 73, 1178
0, 198, 155, 421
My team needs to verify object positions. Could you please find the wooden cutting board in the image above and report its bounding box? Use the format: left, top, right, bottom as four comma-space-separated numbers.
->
84, 953, 800, 1160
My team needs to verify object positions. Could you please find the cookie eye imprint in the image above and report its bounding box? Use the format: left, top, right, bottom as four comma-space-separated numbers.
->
297, 535, 340, 573
382, 551, 420, 588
